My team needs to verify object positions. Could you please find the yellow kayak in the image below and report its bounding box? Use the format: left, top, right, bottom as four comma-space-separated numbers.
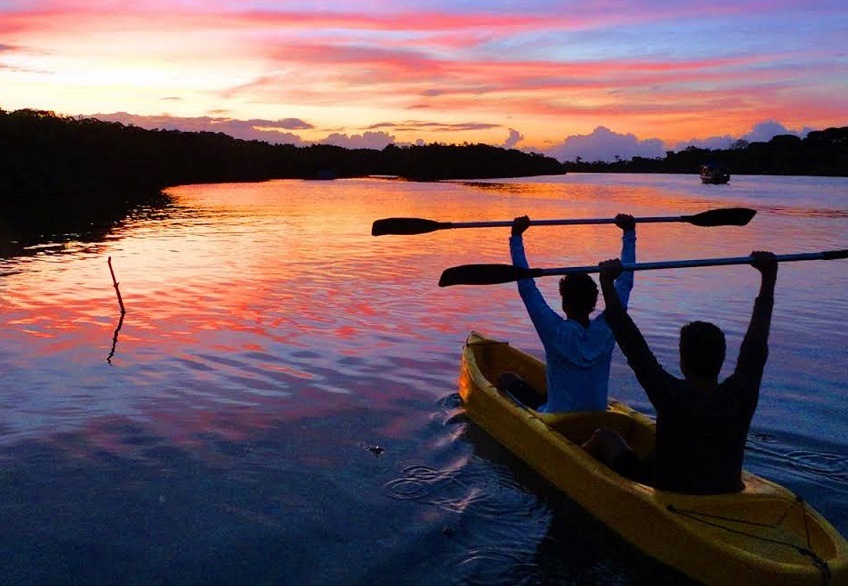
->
459, 331, 848, 586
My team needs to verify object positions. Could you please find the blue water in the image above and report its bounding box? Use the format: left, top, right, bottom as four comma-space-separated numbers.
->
1, 173, 846, 584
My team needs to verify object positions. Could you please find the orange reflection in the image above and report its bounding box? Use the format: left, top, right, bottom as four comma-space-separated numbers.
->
2, 176, 846, 456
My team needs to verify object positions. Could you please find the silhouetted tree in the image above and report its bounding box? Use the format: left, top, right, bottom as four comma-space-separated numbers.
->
0, 108, 565, 243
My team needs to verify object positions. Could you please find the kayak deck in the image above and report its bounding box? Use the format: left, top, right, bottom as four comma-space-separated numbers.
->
459, 331, 848, 586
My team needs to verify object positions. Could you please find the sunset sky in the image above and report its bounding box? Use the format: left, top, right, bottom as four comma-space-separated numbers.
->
2, 0, 846, 160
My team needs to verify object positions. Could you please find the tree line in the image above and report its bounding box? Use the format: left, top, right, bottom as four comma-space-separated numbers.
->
563, 127, 848, 176
3, 107, 845, 247
0, 108, 565, 244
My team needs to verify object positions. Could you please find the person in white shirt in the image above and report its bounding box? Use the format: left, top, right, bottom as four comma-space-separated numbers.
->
499, 213, 636, 412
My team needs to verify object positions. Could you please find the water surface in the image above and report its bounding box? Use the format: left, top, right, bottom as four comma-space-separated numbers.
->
1, 173, 846, 585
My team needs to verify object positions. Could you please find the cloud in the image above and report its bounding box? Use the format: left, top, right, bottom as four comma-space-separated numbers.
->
89, 112, 312, 145
673, 120, 814, 150
2, 1, 845, 152
547, 119, 822, 160
74, 112, 499, 149
672, 134, 736, 151
502, 128, 523, 149
742, 120, 812, 143
365, 120, 500, 133
547, 120, 818, 162
60, 110, 832, 162
319, 131, 395, 150
544, 126, 665, 162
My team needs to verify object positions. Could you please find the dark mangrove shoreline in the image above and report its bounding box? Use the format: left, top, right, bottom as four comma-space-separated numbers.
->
0, 108, 564, 244
2, 107, 846, 248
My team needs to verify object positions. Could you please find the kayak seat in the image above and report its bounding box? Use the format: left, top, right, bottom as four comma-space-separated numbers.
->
543, 410, 653, 456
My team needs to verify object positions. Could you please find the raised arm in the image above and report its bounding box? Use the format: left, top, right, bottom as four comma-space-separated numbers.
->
509, 216, 562, 340
733, 251, 778, 409
600, 259, 676, 409
613, 214, 636, 309
752, 250, 778, 300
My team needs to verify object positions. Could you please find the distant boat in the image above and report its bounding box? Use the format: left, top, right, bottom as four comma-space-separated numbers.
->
700, 164, 730, 184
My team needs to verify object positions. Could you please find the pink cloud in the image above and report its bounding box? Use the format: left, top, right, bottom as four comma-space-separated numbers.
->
1, 1, 845, 149
543, 126, 666, 162
319, 131, 395, 150
365, 120, 500, 133
502, 129, 524, 149
90, 112, 312, 145
0, 5, 550, 37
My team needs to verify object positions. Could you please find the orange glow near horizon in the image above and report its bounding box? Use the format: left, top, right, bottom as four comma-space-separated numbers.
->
1, 2, 846, 152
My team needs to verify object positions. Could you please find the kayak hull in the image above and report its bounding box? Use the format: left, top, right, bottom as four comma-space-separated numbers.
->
459, 331, 848, 586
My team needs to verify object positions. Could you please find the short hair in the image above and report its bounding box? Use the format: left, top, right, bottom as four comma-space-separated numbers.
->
559, 273, 598, 317
679, 321, 726, 378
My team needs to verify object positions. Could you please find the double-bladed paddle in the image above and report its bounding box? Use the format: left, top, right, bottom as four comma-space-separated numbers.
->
438, 249, 848, 287
372, 207, 756, 236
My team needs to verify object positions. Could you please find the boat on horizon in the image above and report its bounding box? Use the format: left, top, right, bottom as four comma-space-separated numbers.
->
700, 163, 731, 184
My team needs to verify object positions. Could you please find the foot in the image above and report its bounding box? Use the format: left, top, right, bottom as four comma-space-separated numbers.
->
582, 428, 630, 464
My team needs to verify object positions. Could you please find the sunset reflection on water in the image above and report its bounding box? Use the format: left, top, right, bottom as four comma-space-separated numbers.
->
0, 174, 846, 583
3, 177, 846, 442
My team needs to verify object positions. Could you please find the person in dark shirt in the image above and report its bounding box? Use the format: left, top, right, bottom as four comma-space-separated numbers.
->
584, 251, 778, 494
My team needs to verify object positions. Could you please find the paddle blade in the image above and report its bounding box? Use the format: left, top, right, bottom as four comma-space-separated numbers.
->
371, 217, 446, 236
439, 264, 538, 287
823, 249, 848, 260
685, 207, 756, 227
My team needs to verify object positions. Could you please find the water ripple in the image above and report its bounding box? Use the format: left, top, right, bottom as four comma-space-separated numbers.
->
448, 547, 539, 586
784, 450, 848, 479
2, 174, 847, 582
384, 462, 514, 516
747, 435, 848, 484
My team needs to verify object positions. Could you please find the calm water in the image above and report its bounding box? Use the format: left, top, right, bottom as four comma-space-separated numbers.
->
1, 173, 846, 585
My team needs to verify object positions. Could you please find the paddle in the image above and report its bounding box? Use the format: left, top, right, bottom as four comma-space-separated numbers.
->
372, 207, 756, 236
438, 249, 848, 287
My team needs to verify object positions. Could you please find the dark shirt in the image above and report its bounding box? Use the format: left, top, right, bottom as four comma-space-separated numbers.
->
604, 295, 774, 494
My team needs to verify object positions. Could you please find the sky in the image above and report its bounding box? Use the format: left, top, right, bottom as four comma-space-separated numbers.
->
1, 0, 847, 161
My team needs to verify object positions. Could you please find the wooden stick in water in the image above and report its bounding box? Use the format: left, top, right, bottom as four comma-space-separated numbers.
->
107, 312, 125, 365
108, 256, 126, 315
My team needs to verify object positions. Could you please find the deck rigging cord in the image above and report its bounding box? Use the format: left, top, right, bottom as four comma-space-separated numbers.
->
667, 496, 831, 584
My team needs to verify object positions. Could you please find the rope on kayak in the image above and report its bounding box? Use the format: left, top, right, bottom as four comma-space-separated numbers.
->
797, 497, 832, 585
669, 502, 789, 528
667, 498, 832, 584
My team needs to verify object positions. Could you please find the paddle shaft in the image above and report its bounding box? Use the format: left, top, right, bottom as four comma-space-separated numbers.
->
437, 249, 848, 286
371, 208, 756, 235
540, 251, 843, 276
442, 216, 692, 229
